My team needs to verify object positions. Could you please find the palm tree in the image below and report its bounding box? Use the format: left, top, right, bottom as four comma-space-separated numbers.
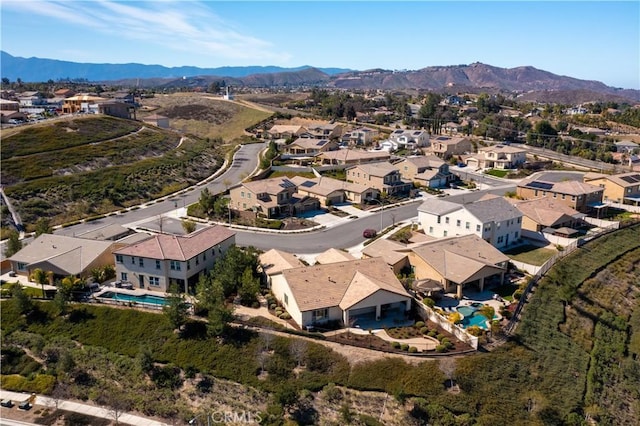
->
30, 268, 48, 298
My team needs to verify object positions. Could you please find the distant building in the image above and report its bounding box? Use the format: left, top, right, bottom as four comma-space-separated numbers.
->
142, 113, 170, 129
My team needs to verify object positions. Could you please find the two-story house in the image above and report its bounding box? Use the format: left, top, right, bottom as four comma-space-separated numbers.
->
290, 175, 379, 206
305, 123, 343, 139
388, 129, 430, 149
429, 136, 473, 159
267, 124, 307, 140
418, 195, 523, 248
583, 172, 640, 206
229, 177, 319, 218
466, 144, 527, 170
345, 162, 412, 196
341, 127, 379, 146
516, 178, 604, 213
113, 226, 236, 294
62, 94, 109, 114
393, 155, 453, 188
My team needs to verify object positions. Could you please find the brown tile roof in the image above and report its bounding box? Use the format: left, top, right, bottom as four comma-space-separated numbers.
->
319, 149, 390, 162
411, 234, 508, 284
519, 178, 603, 196
243, 177, 296, 195
114, 226, 235, 261
259, 249, 304, 276
584, 172, 640, 188
282, 258, 409, 311
361, 238, 409, 266
315, 248, 356, 264
289, 176, 375, 196
506, 197, 582, 227
348, 161, 398, 177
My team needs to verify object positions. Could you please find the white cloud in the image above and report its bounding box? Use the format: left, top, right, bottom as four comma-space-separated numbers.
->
3, 0, 290, 65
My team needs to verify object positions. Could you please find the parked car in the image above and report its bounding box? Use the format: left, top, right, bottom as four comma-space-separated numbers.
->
18, 401, 31, 410
363, 229, 377, 238
1, 399, 13, 408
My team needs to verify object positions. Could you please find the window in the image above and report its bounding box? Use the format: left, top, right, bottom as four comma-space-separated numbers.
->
195, 256, 199, 266
203, 251, 206, 261
561, 194, 566, 200
515, 232, 519, 239
170, 260, 181, 271
313, 308, 328, 321
429, 226, 433, 234
571, 196, 576, 201
156, 260, 161, 270
445, 217, 450, 224
476, 224, 481, 232
121, 272, 128, 281
497, 236, 504, 244
241, 191, 245, 198
116, 254, 123, 263
149, 277, 160, 286
247, 193, 251, 199
17, 262, 27, 271
517, 217, 521, 223
443, 230, 448, 237
131, 256, 135, 264
284, 294, 288, 306
138, 257, 144, 267
187, 260, 191, 270
456, 219, 461, 227
437, 216, 441, 224
553, 193, 557, 198
465, 222, 470, 230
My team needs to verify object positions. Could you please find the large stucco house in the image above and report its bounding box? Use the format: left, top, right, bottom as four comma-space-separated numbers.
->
418, 195, 522, 248
270, 257, 412, 329
113, 226, 235, 293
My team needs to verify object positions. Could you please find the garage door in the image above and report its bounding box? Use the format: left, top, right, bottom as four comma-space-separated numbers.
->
349, 306, 376, 317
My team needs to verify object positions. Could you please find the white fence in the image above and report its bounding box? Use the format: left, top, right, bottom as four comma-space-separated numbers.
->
606, 201, 640, 213
415, 300, 479, 350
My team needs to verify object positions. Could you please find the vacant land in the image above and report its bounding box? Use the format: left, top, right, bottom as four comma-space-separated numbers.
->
140, 93, 272, 141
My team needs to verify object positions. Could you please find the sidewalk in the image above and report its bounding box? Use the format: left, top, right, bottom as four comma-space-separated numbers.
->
0, 390, 168, 426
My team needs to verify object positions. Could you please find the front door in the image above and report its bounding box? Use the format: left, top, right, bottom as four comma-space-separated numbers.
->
138, 275, 144, 289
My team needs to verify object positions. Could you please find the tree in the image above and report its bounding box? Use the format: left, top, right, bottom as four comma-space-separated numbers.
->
163, 284, 189, 332
59, 275, 86, 300
207, 301, 234, 337
34, 217, 52, 237
289, 339, 307, 367
238, 267, 260, 306
478, 305, 495, 325
30, 268, 49, 298
53, 290, 69, 316
4, 229, 22, 257
181, 219, 196, 234
11, 284, 33, 315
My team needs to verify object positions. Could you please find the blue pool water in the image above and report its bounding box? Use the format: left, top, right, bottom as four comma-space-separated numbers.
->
456, 304, 497, 329
98, 291, 169, 306
457, 306, 476, 317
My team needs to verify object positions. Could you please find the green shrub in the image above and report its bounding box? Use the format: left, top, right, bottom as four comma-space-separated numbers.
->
436, 334, 446, 341
281, 313, 291, 320
513, 290, 523, 300
391, 341, 400, 349
0, 373, 55, 394
420, 327, 429, 334
427, 330, 437, 338
400, 344, 409, 351
435, 344, 448, 353
269, 304, 277, 310
414, 321, 425, 328
408, 346, 418, 353
422, 297, 435, 307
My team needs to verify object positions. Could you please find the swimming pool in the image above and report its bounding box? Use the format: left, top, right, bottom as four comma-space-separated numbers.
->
455, 304, 497, 329
98, 291, 169, 306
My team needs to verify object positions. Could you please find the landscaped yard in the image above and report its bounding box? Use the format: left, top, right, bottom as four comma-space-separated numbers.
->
504, 244, 557, 266
484, 168, 509, 178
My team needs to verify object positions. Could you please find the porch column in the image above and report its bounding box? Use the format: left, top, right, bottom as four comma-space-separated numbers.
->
500, 272, 505, 285
344, 310, 350, 327
376, 305, 381, 320
479, 277, 485, 292
456, 283, 463, 300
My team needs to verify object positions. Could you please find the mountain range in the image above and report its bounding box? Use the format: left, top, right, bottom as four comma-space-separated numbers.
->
2, 51, 638, 103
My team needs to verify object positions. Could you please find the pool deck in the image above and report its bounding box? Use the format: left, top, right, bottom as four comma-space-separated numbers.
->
94, 286, 168, 298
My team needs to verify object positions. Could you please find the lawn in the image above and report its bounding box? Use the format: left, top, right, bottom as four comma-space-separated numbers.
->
484, 168, 509, 178
504, 244, 556, 266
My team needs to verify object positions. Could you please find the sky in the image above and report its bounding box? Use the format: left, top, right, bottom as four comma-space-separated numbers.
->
1, 0, 638, 89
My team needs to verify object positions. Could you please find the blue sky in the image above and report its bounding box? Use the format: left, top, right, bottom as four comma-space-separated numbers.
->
1, 1, 638, 89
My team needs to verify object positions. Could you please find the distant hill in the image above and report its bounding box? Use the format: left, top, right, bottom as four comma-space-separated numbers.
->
0, 51, 349, 81
2, 51, 638, 103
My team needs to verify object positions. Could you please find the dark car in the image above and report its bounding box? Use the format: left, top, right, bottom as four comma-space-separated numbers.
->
363, 229, 377, 238
1, 399, 13, 408
18, 401, 31, 410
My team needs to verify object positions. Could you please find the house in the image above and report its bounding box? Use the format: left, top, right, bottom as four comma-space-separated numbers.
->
229, 177, 319, 218
317, 149, 390, 166
360, 238, 411, 274
270, 257, 412, 329
18, 91, 45, 107
289, 176, 379, 206
429, 136, 473, 159
443, 122, 463, 134
8, 234, 123, 283
305, 123, 343, 139
388, 129, 430, 149
505, 197, 586, 233
418, 195, 523, 248
113, 225, 235, 293
408, 234, 509, 299
314, 248, 356, 265
614, 140, 639, 153
62, 95, 109, 114
284, 138, 338, 155
142, 113, 170, 129
346, 162, 413, 196
583, 172, 640, 206
465, 144, 527, 170
393, 155, 453, 188
267, 124, 307, 140
97, 100, 134, 119
341, 127, 379, 146
54, 88, 75, 98
516, 178, 604, 213
258, 249, 304, 287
